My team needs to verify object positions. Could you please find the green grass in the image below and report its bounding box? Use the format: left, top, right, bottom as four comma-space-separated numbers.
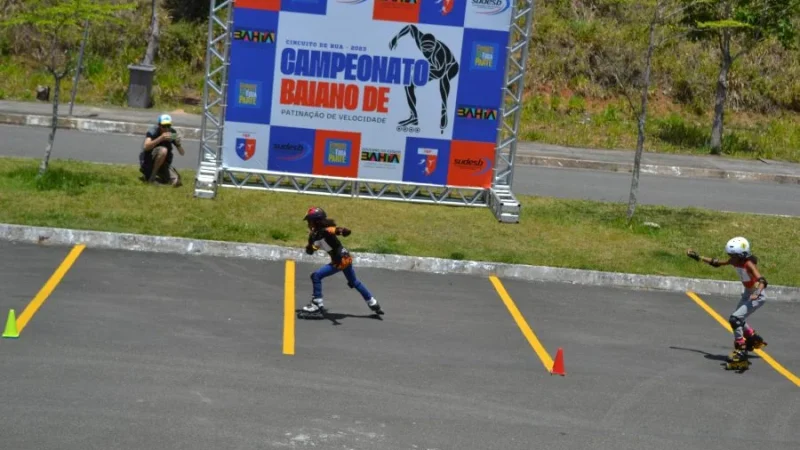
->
1, 156, 798, 287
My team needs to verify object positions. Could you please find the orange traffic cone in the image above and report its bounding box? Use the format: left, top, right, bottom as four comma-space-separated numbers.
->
551, 347, 566, 376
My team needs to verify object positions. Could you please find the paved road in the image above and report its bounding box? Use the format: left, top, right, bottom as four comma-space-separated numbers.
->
1, 241, 799, 449
2, 124, 800, 216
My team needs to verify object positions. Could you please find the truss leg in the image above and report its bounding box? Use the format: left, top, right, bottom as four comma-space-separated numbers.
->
490, 0, 535, 223
193, 0, 233, 199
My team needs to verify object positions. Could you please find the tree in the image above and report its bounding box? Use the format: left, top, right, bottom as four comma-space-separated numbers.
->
682, 0, 799, 154
142, 0, 161, 66
1, 0, 136, 176
624, 0, 703, 221
603, 0, 699, 221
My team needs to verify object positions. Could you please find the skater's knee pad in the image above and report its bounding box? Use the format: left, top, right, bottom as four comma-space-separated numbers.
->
729, 315, 744, 330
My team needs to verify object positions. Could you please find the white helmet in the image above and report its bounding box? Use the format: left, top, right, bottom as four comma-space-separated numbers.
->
725, 237, 750, 256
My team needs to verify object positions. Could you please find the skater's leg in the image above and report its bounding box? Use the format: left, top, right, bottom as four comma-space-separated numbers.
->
342, 265, 383, 314
342, 265, 372, 300
307, 264, 340, 307
729, 288, 766, 347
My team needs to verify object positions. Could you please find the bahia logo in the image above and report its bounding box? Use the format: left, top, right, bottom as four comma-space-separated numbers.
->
233, 28, 275, 43
361, 149, 401, 164
471, 0, 510, 15
273, 142, 312, 161
455, 157, 492, 176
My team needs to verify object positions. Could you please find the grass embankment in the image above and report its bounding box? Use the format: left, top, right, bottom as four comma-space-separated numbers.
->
519, 96, 800, 163
1, 157, 798, 287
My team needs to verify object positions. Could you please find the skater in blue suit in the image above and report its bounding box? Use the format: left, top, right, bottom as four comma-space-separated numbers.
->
298, 207, 384, 319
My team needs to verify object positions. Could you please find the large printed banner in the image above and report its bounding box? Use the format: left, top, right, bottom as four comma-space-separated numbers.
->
222, 0, 512, 188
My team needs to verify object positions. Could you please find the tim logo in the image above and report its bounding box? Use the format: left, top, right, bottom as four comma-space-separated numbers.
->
236, 136, 256, 161
457, 105, 498, 120
436, 0, 454, 14
273, 142, 311, 161
237, 81, 260, 108
471, 0, 510, 15
361, 150, 401, 164
417, 148, 438, 176
455, 157, 492, 176
325, 139, 351, 166
233, 28, 275, 43
471, 42, 498, 70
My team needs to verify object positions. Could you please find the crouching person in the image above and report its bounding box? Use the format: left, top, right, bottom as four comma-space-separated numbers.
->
140, 114, 184, 187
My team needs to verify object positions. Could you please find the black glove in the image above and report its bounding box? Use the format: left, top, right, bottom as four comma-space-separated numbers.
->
305, 244, 316, 255
687, 250, 700, 261
341, 228, 351, 237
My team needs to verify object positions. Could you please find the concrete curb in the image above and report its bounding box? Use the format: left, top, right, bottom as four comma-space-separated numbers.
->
2, 223, 798, 302
3, 111, 799, 185
515, 154, 800, 185
0, 111, 201, 140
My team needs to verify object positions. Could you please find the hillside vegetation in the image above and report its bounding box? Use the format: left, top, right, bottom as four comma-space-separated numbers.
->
1, 0, 798, 161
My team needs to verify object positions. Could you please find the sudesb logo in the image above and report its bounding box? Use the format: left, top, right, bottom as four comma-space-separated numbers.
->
471, 0, 510, 15
454, 157, 492, 176
273, 142, 311, 161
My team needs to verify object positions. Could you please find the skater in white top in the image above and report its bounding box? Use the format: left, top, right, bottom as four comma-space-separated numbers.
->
687, 237, 768, 369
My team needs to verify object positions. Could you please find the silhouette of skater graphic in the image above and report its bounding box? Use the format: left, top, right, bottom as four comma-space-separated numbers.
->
389, 25, 459, 134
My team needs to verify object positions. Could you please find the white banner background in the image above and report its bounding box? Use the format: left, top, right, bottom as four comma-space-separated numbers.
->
270, 12, 465, 141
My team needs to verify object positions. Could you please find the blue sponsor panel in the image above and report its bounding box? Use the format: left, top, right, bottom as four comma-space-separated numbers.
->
267, 126, 316, 174
225, 8, 279, 125
281, 0, 327, 15
452, 28, 508, 143
402, 137, 451, 186
418, 0, 466, 28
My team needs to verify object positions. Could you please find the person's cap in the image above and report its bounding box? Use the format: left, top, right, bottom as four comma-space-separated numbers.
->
158, 114, 172, 126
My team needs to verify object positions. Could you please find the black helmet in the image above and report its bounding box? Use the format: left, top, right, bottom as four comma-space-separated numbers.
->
303, 207, 326, 222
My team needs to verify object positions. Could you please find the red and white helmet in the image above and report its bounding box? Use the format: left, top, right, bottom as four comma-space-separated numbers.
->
725, 237, 750, 256
303, 207, 326, 222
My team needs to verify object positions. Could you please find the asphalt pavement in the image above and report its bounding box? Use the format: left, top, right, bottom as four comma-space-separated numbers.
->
1, 123, 799, 216
2, 240, 800, 449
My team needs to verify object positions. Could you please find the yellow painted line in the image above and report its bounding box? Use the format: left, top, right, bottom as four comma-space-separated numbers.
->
490, 275, 554, 372
685, 291, 732, 330
686, 291, 800, 387
16, 244, 86, 334
283, 259, 296, 355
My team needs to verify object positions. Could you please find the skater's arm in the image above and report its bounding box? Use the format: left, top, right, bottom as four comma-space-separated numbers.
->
687, 249, 729, 267
305, 233, 318, 255
335, 227, 351, 237
389, 25, 419, 49
746, 261, 767, 298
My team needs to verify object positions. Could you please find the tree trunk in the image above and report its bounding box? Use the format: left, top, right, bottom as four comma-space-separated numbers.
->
142, 0, 160, 66
710, 30, 732, 155
626, 11, 658, 222
40, 74, 63, 176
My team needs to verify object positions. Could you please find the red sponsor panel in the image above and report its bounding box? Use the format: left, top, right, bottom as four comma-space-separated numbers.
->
235, 0, 281, 11
313, 130, 361, 179
373, 0, 421, 24
446, 141, 495, 188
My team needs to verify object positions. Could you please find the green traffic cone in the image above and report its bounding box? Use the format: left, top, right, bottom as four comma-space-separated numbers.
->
2, 309, 19, 338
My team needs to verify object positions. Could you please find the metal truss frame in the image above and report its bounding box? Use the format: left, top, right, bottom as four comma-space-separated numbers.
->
193, 0, 233, 199
193, 0, 536, 223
